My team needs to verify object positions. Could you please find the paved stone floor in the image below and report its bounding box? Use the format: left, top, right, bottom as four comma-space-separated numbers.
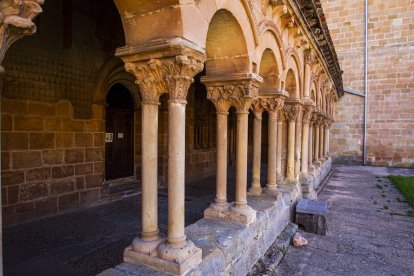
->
278, 165, 414, 276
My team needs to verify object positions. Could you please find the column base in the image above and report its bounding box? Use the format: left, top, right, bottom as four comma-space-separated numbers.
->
230, 204, 257, 225
204, 202, 231, 220
313, 160, 322, 167
124, 240, 202, 275
248, 185, 262, 196
262, 187, 280, 198
131, 236, 164, 256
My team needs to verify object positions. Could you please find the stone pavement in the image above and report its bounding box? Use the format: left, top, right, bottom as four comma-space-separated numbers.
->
277, 165, 414, 276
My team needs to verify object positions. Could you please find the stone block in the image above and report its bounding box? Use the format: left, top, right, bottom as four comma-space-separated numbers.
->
75, 176, 85, 190
2, 114, 12, 131
29, 133, 55, 150
2, 171, 25, 186
2, 98, 27, 115
58, 192, 79, 211
56, 133, 73, 148
51, 180, 75, 195
65, 149, 85, 164
80, 188, 100, 204
85, 174, 103, 188
26, 168, 50, 182
8, 185, 19, 204
93, 133, 105, 147
75, 163, 93, 175
45, 118, 62, 131
85, 148, 104, 162
56, 101, 73, 118
85, 120, 104, 132
28, 102, 56, 117
74, 133, 93, 147
14, 116, 44, 131
2, 132, 29, 150
92, 105, 104, 119
295, 199, 328, 235
52, 165, 74, 178
2, 187, 7, 206
15, 202, 34, 215
12, 151, 42, 169
20, 182, 48, 201
2, 152, 10, 170
62, 118, 84, 132
43, 149, 64, 165
93, 162, 104, 174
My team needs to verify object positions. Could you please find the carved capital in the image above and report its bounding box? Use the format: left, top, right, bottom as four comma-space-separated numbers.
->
304, 49, 317, 66
250, 98, 265, 119
302, 105, 314, 124
0, 0, 44, 69
264, 97, 285, 119
283, 103, 300, 122
202, 74, 262, 113
125, 54, 205, 104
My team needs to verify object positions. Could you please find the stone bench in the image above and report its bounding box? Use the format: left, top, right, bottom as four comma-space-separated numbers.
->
295, 199, 328, 235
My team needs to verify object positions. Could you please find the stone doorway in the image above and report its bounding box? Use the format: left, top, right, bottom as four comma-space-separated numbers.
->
105, 83, 135, 180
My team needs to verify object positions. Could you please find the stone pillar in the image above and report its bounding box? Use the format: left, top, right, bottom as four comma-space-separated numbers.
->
324, 119, 331, 158
308, 114, 315, 173
201, 74, 262, 225
276, 117, 283, 184
124, 59, 167, 255
319, 119, 325, 161
263, 97, 285, 194
117, 42, 206, 274
0, 2, 44, 273
294, 106, 303, 177
283, 102, 300, 182
313, 114, 322, 167
248, 99, 265, 195
300, 106, 314, 176
201, 78, 232, 212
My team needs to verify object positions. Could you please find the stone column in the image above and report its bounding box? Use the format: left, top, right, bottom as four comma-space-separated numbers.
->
294, 106, 303, 177
300, 105, 314, 176
201, 74, 262, 225
324, 119, 331, 158
201, 78, 232, 213
308, 114, 315, 173
0, 2, 44, 274
124, 59, 166, 255
276, 117, 283, 184
248, 99, 265, 195
313, 114, 322, 167
319, 118, 325, 161
283, 102, 300, 183
117, 43, 206, 274
264, 97, 285, 194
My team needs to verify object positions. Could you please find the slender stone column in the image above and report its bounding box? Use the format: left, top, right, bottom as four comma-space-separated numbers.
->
118, 46, 206, 274
263, 97, 285, 194
249, 99, 265, 195
276, 118, 283, 183
283, 103, 300, 182
202, 74, 262, 225
301, 106, 314, 175
294, 106, 303, 177
324, 119, 331, 158
308, 114, 316, 173
319, 120, 325, 161
314, 117, 321, 166
123, 59, 170, 254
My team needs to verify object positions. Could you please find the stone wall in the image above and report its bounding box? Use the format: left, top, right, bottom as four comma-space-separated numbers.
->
322, 0, 414, 166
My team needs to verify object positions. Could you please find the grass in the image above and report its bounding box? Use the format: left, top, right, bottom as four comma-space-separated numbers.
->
388, 175, 414, 217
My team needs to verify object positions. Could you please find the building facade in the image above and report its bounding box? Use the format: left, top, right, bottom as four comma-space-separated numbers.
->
322, 0, 414, 166
1, 0, 343, 274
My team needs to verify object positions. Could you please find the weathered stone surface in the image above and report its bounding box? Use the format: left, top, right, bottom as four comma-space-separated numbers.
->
75, 176, 85, 190
34, 197, 58, 215
52, 165, 75, 179
93, 162, 104, 174
20, 182, 48, 201
2, 151, 10, 170
2, 171, 25, 186
56, 101, 73, 118
75, 163, 93, 175
58, 192, 79, 211
51, 180, 75, 195
65, 149, 85, 164
45, 118, 62, 131
85, 120, 104, 132
56, 133, 74, 148
2, 99, 27, 115
28, 102, 56, 117
26, 168, 50, 182
2, 132, 29, 150
2, 114, 12, 131
85, 148, 104, 162
29, 133, 55, 150
43, 149, 64, 165
62, 118, 84, 132
80, 188, 100, 204
75, 133, 93, 148
93, 133, 105, 147
7, 185, 19, 204
12, 151, 42, 169
14, 116, 44, 131
85, 174, 103, 188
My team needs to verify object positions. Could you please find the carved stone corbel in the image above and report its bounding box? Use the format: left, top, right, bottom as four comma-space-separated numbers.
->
0, 0, 44, 70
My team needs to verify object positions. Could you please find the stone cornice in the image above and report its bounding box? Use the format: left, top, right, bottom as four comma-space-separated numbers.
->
288, 0, 344, 98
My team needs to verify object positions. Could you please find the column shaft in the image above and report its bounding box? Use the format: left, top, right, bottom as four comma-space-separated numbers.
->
287, 120, 296, 179
314, 126, 320, 162
250, 116, 262, 194
167, 100, 186, 247
324, 126, 329, 157
319, 125, 324, 160
215, 112, 229, 204
267, 112, 278, 191
301, 123, 310, 174
141, 103, 160, 240
308, 124, 313, 166
235, 111, 249, 206
276, 120, 283, 179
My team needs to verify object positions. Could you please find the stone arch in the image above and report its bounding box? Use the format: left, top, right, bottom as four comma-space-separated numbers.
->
205, 9, 250, 75
284, 49, 303, 99
258, 48, 280, 90
94, 57, 140, 108
310, 80, 317, 103
285, 69, 298, 99
256, 29, 285, 82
